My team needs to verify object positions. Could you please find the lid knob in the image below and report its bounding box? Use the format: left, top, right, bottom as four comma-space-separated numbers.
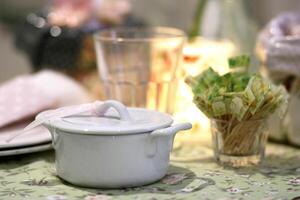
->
92, 100, 132, 121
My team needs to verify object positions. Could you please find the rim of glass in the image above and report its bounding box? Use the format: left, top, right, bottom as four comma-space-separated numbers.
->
94, 26, 186, 42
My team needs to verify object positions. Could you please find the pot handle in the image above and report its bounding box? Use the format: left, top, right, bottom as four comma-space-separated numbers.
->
146, 123, 192, 157
46, 122, 58, 149
50, 129, 58, 149
92, 100, 132, 121
150, 123, 192, 138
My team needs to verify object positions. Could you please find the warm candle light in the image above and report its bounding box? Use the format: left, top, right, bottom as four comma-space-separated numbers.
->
173, 37, 236, 143
146, 38, 184, 112
141, 37, 236, 144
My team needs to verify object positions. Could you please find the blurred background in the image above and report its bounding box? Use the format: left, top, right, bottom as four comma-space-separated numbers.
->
1, 0, 300, 82
1, 0, 300, 149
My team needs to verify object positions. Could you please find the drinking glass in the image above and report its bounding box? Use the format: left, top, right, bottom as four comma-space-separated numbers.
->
94, 27, 185, 113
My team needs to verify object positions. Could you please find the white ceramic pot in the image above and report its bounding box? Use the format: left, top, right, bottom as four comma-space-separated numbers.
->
38, 100, 191, 188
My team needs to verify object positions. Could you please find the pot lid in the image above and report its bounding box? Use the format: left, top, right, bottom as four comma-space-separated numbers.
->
37, 100, 173, 135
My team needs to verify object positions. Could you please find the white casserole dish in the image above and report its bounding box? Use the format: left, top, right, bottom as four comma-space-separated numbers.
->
37, 100, 191, 188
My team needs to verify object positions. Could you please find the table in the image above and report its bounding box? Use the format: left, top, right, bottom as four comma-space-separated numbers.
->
0, 142, 300, 200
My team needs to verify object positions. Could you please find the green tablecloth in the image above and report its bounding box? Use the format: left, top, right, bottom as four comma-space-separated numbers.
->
0, 142, 300, 200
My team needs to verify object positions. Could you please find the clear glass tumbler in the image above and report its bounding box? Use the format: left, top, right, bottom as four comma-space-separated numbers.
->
210, 118, 268, 167
94, 27, 185, 113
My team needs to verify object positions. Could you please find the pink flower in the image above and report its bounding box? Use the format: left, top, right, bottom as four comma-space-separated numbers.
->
48, 0, 132, 27
288, 177, 300, 185
46, 195, 67, 200
226, 187, 242, 194
84, 195, 111, 200
161, 173, 188, 185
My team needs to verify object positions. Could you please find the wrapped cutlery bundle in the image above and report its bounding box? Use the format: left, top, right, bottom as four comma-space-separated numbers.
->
186, 55, 289, 167
257, 12, 300, 146
0, 70, 90, 156
0, 76, 55, 128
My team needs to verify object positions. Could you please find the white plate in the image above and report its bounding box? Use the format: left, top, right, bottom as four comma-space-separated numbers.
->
0, 143, 52, 156
0, 121, 51, 149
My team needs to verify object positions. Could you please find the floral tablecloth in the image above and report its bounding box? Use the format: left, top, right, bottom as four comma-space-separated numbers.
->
0, 142, 300, 200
